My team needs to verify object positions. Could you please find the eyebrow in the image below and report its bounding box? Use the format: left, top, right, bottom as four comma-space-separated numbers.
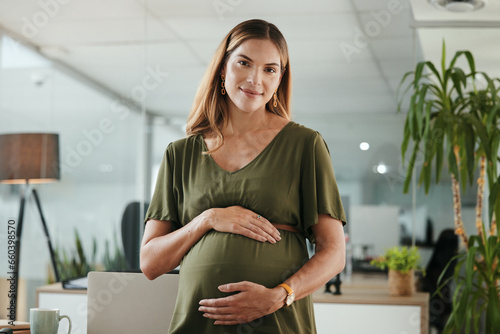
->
235, 54, 280, 68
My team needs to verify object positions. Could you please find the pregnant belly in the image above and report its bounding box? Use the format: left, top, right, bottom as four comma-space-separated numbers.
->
179, 229, 309, 300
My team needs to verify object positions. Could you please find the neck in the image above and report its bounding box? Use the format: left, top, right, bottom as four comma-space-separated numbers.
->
224, 106, 270, 136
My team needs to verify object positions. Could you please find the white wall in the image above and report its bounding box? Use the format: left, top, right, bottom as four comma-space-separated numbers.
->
349, 205, 400, 258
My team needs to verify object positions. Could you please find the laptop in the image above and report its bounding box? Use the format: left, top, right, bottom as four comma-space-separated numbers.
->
87, 271, 179, 334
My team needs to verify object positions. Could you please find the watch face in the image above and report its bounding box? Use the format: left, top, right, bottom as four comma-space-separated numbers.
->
285, 292, 295, 306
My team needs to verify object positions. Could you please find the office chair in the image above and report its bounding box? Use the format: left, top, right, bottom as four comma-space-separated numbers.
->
121, 201, 149, 271
420, 229, 458, 333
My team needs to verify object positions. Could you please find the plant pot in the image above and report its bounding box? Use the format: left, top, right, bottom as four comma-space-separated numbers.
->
388, 269, 414, 296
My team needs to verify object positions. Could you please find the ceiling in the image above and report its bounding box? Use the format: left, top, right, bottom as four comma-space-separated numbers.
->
0, 0, 499, 183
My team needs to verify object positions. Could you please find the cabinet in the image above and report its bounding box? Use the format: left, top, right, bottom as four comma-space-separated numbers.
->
313, 274, 429, 334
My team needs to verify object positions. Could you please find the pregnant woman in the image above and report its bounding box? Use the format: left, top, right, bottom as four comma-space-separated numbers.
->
140, 19, 346, 333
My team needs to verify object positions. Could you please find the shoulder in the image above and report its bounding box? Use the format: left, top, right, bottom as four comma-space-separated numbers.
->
165, 135, 202, 154
285, 121, 324, 143
284, 122, 332, 158
162, 135, 203, 165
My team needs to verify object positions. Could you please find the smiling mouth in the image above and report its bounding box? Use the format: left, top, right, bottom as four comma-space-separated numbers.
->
240, 88, 263, 96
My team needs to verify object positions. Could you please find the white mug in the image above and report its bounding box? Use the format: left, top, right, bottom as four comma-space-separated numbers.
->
30, 308, 72, 334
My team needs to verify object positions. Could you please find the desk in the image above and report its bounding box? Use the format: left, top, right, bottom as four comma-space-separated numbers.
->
313, 273, 429, 334
0, 320, 30, 333
37, 274, 429, 334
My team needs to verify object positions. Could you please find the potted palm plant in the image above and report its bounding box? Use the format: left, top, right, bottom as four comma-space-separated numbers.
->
398, 42, 500, 333
370, 246, 422, 296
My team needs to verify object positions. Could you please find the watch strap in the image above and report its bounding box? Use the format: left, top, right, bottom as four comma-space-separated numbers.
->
278, 283, 293, 295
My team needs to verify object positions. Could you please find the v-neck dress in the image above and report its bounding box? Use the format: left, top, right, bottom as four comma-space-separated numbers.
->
145, 121, 346, 334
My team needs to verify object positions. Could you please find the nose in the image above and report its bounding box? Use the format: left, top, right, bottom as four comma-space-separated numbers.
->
247, 68, 261, 86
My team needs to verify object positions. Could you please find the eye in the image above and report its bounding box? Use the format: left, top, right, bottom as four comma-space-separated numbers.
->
238, 60, 250, 66
265, 68, 277, 73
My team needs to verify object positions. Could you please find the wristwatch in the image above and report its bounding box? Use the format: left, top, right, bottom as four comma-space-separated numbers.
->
278, 283, 295, 306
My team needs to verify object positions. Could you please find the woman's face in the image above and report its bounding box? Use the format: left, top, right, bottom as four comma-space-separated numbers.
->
222, 38, 282, 115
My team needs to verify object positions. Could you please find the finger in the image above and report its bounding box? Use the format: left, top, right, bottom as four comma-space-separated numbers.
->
198, 305, 232, 314
211, 316, 247, 324
253, 214, 280, 235
230, 206, 280, 239
250, 218, 281, 242
233, 225, 269, 242
242, 223, 277, 243
218, 281, 250, 293
214, 320, 241, 325
199, 294, 237, 307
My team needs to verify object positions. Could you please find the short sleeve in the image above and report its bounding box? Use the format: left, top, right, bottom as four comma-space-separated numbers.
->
144, 143, 181, 229
300, 132, 346, 243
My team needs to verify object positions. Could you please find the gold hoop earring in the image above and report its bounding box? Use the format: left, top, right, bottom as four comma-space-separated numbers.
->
221, 74, 226, 95
273, 90, 278, 108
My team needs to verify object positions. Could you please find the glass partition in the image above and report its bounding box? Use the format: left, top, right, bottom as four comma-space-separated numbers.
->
0, 33, 146, 320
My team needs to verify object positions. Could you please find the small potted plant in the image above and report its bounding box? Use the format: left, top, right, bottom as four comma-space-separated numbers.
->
370, 246, 422, 296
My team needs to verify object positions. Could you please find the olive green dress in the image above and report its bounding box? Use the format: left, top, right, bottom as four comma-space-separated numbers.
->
145, 121, 346, 334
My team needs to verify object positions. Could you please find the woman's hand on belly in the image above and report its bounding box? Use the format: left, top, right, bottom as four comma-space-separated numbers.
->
206, 206, 281, 244
198, 281, 286, 325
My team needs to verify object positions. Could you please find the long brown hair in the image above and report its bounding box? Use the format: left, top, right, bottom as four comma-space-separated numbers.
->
185, 19, 292, 152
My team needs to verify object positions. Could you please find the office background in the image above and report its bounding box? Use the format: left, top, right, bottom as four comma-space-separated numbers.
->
0, 0, 498, 320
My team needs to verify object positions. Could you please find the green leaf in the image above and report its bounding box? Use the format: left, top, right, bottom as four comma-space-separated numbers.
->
409, 93, 418, 140
490, 134, 500, 177
486, 284, 500, 333
415, 85, 429, 135
370, 246, 422, 273
424, 161, 432, 193
401, 117, 411, 162
465, 246, 477, 292
463, 51, 476, 75
489, 175, 500, 224
413, 62, 426, 89
425, 61, 443, 89
447, 140, 459, 178
441, 40, 447, 81
433, 116, 445, 183
450, 68, 467, 100
465, 113, 491, 159
463, 122, 475, 185
403, 141, 420, 193
423, 102, 432, 139
449, 50, 474, 74
486, 103, 500, 133
470, 293, 482, 333
422, 124, 435, 193
459, 147, 468, 192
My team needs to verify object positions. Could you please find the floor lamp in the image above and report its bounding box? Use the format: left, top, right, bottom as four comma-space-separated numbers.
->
0, 133, 60, 321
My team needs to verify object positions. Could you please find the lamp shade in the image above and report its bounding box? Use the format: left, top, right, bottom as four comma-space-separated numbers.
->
0, 133, 60, 184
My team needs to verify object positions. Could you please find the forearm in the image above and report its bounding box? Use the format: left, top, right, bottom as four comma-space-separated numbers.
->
279, 216, 346, 302
140, 212, 212, 280
283, 243, 345, 300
